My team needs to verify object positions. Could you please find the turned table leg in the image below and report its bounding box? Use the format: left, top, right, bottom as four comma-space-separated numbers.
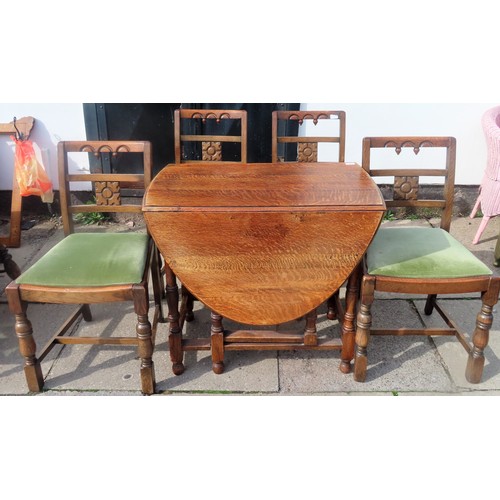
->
211, 311, 225, 374
164, 264, 184, 375
304, 307, 318, 346
340, 264, 362, 374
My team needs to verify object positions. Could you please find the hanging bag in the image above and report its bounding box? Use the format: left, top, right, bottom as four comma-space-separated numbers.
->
11, 135, 53, 203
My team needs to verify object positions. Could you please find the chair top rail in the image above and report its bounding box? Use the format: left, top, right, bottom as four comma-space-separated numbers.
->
364, 136, 456, 149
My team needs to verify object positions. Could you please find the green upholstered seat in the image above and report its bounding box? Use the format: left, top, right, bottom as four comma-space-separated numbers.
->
367, 227, 492, 278
16, 233, 149, 287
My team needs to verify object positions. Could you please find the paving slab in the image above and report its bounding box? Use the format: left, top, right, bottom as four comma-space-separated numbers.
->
157, 302, 280, 393
279, 299, 455, 394
416, 298, 500, 391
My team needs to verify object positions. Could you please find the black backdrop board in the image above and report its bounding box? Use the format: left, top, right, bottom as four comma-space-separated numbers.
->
83, 104, 179, 178
83, 103, 301, 185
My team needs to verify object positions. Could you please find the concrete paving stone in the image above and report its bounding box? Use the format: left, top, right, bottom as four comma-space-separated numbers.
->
158, 350, 279, 393
157, 301, 279, 393
279, 300, 455, 394
415, 298, 500, 391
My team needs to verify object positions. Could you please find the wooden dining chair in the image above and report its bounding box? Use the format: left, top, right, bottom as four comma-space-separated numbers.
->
6, 140, 164, 395
272, 109, 347, 321
174, 108, 247, 163
271, 110, 346, 163
353, 136, 500, 383
173, 108, 248, 328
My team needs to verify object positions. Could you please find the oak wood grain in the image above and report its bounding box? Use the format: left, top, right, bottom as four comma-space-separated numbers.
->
144, 162, 385, 325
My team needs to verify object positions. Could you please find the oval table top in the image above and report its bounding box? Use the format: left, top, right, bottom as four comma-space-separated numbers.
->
143, 162, 386, 325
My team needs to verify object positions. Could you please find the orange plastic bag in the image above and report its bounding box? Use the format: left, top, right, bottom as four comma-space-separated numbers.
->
11, 136, 53, 203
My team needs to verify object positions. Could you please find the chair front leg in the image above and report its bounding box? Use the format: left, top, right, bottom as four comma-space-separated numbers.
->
353, 275, 375, 382
466, 279, 500, 383
6, 283, 44, 392
133, 284, 155, 395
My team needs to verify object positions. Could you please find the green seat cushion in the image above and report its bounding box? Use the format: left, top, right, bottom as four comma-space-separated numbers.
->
367, 227, 492, 278
16, 233, 149, 287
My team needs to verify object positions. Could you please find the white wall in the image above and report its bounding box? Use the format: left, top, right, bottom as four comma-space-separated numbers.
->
0, 104, 87, 190
1, 103, 497, 190
302, 103, 498, 185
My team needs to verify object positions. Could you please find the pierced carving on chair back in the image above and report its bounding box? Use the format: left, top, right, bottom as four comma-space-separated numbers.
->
95, 181, 121, 205
190, 111, 231, 122
80, 144, 132, 156
286, 112, 332, 125
383, 139, 436, 155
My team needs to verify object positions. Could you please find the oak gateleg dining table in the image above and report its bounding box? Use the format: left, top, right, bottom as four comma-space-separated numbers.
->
143, 162, 386, 376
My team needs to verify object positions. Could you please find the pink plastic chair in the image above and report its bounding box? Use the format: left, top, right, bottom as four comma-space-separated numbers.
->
470, 105, 500, 244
